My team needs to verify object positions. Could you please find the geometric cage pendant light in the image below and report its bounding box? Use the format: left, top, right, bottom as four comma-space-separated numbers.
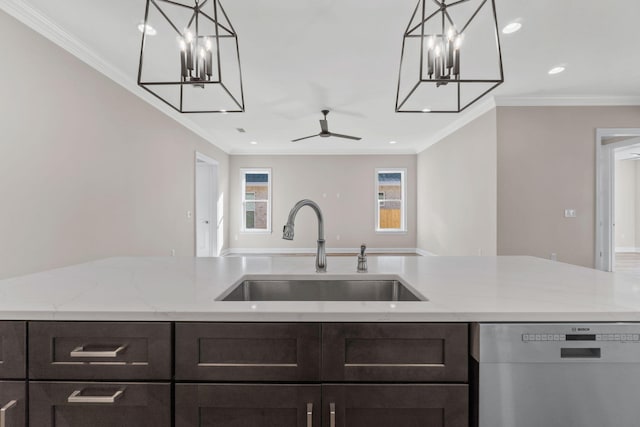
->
395, 0, 504, 113
138, 0, 245, 113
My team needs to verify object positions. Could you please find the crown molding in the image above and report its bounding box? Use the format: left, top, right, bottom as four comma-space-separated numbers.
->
0, 0, 232, 153
495, 96, 640, 107
415, 97, 497, 154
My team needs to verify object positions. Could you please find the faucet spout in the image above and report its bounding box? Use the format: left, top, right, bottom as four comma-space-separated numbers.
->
282, 199, 326, 272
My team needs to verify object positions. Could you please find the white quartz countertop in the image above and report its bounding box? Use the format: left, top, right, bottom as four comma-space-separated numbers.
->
0, 255, 638, 322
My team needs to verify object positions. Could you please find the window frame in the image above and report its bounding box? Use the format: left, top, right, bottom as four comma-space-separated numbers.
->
375, 168, 407, 233
240, 168, 272, 233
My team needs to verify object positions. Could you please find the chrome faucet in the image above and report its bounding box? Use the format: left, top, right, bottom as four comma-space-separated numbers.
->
282, 199, 326, 273
357, 244, 368, 273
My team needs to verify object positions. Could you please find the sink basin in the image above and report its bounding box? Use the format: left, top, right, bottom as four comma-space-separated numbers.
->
218, 279, 425, 302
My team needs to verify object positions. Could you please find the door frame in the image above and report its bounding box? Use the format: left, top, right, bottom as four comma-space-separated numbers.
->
195, 152, 219, 257
595, 128, 640, 271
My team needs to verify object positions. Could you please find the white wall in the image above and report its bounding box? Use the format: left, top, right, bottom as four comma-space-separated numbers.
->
0, 10, 229, 279
228, 155, 417, 251
416, 110, 497, 256
497, 106, 640, 268
615, 159, 638, 251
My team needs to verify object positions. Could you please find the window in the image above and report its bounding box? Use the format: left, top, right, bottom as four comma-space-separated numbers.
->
241, 169, 271, 232
375, 169, 406, 232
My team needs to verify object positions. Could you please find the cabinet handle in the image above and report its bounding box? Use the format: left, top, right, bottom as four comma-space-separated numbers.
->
68, 390, 124, 404
0, 400, 17, 427
306, 403, 313, 427
330, 402, 336, 427
70, 345, 127, 358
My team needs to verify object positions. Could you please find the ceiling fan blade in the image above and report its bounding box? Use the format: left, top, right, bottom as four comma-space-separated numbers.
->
291, 134, 321, 142
320, 119, 329, 133
329, 133, 362, 141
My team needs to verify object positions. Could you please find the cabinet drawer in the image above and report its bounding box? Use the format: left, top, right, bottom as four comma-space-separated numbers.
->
175, 384, 321, 427
0, 381, 26, 427
0, 322, 25, 379
322, 384, 468, 427
29, 322, 171, 380
29, 382, 170, 427
322, 323, 468, 382
176, 323, 321, 381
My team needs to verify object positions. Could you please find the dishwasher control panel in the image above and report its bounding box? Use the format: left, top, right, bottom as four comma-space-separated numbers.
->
522, 333, 640, 342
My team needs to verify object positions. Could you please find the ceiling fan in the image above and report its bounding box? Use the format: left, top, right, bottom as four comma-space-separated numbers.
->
291, 110, 362, 142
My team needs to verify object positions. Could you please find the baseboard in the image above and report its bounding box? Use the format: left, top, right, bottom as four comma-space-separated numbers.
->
616, 247, 640, 253
416, 248, 438, 257
223, 247, 425, 256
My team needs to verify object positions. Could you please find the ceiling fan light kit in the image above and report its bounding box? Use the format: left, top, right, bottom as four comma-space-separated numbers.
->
396, 0, 504, 113
137, 0, 245, 113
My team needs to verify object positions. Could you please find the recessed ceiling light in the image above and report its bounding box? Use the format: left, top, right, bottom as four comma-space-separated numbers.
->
548, 66, 565, 75
250, 141, 257, 145
422, 108, 431, 113
389, 141, 398, 145
137, 23, 157, 36
502, 22, 522, 34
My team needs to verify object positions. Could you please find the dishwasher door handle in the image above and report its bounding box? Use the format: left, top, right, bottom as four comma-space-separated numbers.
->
561, 348, 601, 358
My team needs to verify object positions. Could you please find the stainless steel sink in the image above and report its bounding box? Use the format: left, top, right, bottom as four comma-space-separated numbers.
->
218, 279, 425, 301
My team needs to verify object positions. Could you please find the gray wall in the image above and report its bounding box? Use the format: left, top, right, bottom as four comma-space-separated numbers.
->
0, 10, 229, 279
229, 155, 417, 250
416, 109, 497, 256
496, 106, 640, 267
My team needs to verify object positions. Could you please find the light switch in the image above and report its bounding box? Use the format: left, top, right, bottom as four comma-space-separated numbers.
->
564, 209, 577, 218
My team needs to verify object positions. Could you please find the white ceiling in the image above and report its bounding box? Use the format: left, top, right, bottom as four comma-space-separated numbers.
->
3, 0, 640, 154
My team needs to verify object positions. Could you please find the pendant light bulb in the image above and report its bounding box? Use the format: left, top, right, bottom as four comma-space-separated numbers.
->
185, 31, 193, 43
427, 36, 435, 49
447, 27, 455, 41
435, 45, 441, 57
179, 39, 187, 51
454, 34, 463, 49
205, 38, 213, 51
199, 48, 206, 58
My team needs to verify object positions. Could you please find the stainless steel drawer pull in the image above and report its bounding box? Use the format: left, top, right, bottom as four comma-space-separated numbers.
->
70, 345, 127, 358
0, 400, 17, 427
330, 402, 335, 427
306, 403, 313, 427
68, 390, 124, 404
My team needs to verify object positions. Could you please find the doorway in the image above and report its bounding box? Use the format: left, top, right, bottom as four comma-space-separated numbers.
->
595, 129, 640, 273
195, 152, 219, 257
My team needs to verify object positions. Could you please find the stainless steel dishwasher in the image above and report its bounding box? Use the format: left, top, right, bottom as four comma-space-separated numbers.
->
472, 323, 640, 427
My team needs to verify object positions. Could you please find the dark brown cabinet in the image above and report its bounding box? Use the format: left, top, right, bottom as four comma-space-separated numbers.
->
175, 322, 321, 381
175, 384, 321, 427
0, 322, 26, 379
322, 323, 468, 382
29, 381, 171, 427
322, 384, 468, 427
29, 322, 171, 380
0, 382, 26, 427
7, 320, 468, 426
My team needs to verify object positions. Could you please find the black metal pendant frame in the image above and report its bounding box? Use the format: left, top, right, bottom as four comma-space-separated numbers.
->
395, 0, 504, 113
137, 0, 245, 113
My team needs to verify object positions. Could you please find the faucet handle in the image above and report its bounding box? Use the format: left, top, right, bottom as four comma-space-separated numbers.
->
360, 244, 366, 257
358, 244, 368, 273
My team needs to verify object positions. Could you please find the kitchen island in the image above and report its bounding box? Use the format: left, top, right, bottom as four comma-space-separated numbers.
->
0, 255, 638, 427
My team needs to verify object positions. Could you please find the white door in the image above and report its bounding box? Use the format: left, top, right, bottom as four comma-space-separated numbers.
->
195, 156, 218, 257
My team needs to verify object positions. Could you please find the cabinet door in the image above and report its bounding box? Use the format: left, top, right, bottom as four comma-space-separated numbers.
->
29, 322, 171, 380
29, 382, 170, 427
322, 323, 468, 382
0, 382, 25, 427
175, 384, 321, 427
0, 322, 25, 379
322, 384, 468, 427
176, 323, 321, 381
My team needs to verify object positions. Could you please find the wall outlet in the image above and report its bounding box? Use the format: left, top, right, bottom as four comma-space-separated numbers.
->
171, 249, 176, 257
477, 248, 482, 256
550, 253, 557, 261
564, 209, 577, 218
186, 210, 192, 219
336, 234, 341, 241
